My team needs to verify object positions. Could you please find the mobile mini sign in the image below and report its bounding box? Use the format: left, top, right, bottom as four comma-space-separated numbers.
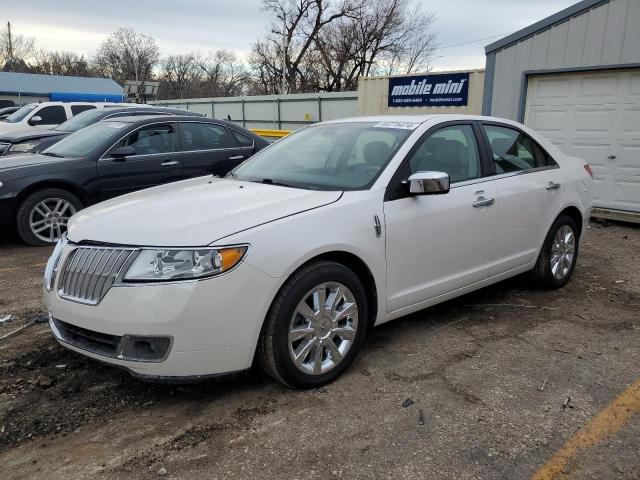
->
387, 72, 469, 108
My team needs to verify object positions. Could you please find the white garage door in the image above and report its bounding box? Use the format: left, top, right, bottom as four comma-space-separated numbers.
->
525, 69, 640, 213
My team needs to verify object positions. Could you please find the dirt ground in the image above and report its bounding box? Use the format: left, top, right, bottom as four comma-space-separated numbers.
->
0, 222, 639, 480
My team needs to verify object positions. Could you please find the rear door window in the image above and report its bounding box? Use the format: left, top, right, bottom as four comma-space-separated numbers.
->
482, 125, 551, 173
230, 129, 254, 147
71, 105, 96, 116
181, 123, 230, 151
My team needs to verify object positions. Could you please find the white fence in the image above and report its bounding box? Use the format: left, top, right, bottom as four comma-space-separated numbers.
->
151, 91, 358, 131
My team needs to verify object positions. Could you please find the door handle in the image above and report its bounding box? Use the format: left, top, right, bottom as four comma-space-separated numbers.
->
545, 181, 561, 191
473, 196, 495, 208
229, 155, 244, 161
161, 160, 179, 167
607, 155, 616, 160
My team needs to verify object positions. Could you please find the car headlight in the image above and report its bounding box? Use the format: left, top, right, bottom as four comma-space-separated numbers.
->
9, 141, 41, 153
123, 246, 248, 282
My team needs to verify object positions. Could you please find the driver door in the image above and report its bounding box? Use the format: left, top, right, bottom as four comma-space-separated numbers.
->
383, 123, 498, 312
97, 123, 182, 200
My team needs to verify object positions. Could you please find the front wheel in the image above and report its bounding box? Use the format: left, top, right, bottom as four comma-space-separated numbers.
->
530, 214, 579, 289
257, 261, 368, 388
16, 188, 82, 246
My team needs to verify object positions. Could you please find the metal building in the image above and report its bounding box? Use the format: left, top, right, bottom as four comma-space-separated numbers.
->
0, 71, 124, 105
483, 0, 640, 219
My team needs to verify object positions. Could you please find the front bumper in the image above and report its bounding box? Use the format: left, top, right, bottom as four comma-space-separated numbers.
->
44, 259, 278, 378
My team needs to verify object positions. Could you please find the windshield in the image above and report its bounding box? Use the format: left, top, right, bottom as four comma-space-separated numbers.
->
232, 122, 414, 190
43, 121, 129, 158
54, 109, 105, 132
4, 104, 37, 123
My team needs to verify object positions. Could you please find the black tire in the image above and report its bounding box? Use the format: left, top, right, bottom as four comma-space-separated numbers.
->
16, 188, 83, 246
530, 214, 579, 289
257, 260, 369, 389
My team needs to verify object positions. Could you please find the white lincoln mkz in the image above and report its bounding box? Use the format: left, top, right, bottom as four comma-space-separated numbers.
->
44, 115, 593, 388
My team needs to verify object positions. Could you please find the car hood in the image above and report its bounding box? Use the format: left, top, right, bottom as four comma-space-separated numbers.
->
67, 176, 343, 246
0, 129, 65, 142
0, 153, 65, 173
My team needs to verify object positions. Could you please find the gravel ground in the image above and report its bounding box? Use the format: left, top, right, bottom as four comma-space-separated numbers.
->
0, 221, 639, 480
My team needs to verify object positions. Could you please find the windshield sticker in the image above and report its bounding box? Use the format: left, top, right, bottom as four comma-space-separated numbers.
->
373, 121, 420, 130
105, 122, 127, 129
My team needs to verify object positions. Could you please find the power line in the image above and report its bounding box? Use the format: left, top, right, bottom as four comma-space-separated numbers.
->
434, 31, 516, 51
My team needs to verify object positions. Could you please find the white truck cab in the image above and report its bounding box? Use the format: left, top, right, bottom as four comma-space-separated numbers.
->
0, 102, 125, 133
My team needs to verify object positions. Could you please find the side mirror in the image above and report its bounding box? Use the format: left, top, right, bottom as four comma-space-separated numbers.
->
111, 146, 136, 159
28, 115, 43, 126
408, 171, 450, 195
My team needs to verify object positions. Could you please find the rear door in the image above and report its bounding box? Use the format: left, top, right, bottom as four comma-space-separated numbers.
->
179, 122, 244, 177
97, 122, 182, 200
479, 122, 563, 273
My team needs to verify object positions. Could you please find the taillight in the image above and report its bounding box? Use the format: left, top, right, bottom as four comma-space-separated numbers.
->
584, 164, 593, 178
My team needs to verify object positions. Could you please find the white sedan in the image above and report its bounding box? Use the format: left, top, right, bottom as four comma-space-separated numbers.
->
43, 115, 593, 388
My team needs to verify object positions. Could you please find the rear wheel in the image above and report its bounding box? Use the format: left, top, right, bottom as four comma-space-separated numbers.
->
257, 261, 368, 388
16, 188, 82, 246
530, 214, 579, 289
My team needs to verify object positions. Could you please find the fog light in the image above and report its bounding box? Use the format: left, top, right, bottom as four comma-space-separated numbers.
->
117, 335, 172, 362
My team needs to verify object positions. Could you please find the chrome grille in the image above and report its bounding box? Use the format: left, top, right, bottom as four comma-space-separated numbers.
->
58, 246, 137, 305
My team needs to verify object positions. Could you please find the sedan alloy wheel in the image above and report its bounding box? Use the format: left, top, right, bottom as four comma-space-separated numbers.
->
288, 282, 358, 375
29, 197, 77, 243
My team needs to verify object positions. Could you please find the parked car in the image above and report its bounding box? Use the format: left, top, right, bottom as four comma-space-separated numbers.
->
0, 106, 20, 120
0, 106, 201, 156
42, 115, 593, 388
0, 101, 125, 134
0, 115, 269, 245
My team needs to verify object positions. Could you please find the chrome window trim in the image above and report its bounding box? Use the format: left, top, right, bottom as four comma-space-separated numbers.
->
181, 146, 247, 154
490, 164, 560, 181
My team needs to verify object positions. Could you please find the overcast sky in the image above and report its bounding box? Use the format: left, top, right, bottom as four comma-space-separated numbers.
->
5, 0, 578, 71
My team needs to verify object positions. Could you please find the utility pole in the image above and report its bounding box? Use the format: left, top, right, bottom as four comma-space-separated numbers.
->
7, 22, 13, 71
281, 14, 288, 95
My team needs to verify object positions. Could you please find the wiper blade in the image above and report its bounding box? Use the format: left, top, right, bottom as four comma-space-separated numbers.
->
41, 152, 63, 158
258, 178, 299, 188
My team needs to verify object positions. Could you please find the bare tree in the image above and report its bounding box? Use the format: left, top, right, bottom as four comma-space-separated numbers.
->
94, 27, 159, 85
195, 50, 249, 97
30, 49, 93, 77
0, 23, 36, 71
251, 0, 359, 94
314, 0, 437, 91
160, 53, 199, 99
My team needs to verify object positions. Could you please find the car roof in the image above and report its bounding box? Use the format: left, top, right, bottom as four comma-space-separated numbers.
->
103, 115, 244, 128
322, 114, 528, 128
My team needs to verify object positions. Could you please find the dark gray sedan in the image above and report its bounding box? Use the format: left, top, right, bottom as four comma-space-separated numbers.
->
0, 115, 269, 245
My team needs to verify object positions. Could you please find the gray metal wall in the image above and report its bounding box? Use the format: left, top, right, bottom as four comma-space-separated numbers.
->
485, 0, 640, 120
151, 91, 358, 131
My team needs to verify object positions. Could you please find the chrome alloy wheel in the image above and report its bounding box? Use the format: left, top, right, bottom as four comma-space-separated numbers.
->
550, 225, 576, 280
29, 198, 76, 243
288, 282, 358, 375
